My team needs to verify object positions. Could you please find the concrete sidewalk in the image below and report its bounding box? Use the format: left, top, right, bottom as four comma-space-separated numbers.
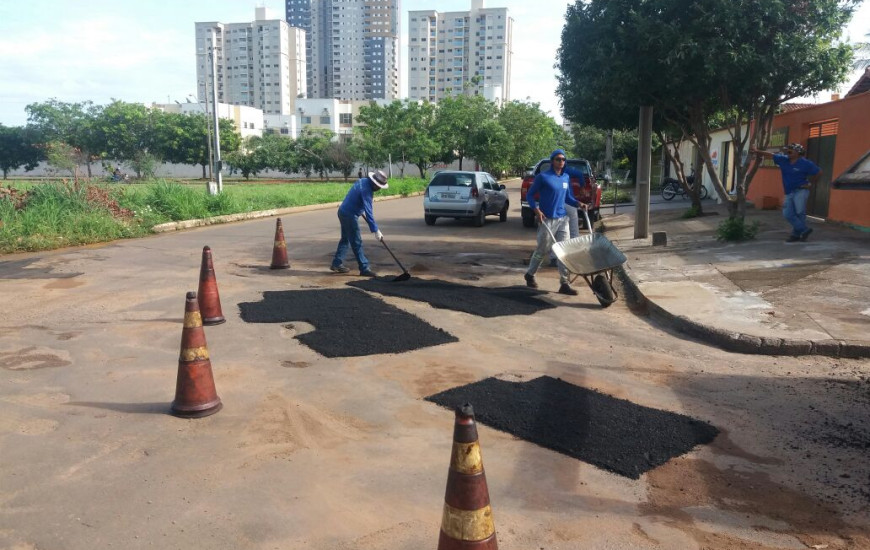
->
605, 204, 870, 358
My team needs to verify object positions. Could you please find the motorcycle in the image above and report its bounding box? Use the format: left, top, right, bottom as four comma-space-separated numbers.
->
661, 170, 707, 201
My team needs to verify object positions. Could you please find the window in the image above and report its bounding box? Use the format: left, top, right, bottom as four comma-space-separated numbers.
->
320, 116, 331, 124
339, 113, 352, 125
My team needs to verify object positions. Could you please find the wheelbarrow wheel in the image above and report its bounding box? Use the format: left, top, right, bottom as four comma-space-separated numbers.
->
592, 274, 615, 308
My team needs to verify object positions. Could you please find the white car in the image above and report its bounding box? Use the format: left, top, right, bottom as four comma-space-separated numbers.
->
423, 170, 509, 227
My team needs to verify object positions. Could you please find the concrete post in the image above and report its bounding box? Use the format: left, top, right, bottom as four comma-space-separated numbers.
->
634, 106, 653, 239
210, 29, 223, 194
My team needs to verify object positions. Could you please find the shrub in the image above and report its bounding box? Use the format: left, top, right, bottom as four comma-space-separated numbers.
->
682, 206, 701, 219
716, 217, 759, 242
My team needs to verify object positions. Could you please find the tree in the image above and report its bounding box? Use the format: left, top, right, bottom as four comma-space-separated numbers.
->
0, 125, 41, 179
570, 124, 638, 176
324, 140, 357, 181
467, 119, 511, 176
854, 31, 870, 70
350, 102, 391, 171
295, 128, 334, 179
25, 99, 103, 177
402, 101, 440, 178
433, 95, 498, 169
558, 0, 858, 219
93, 100, 158, 177
497, 100, 561, 175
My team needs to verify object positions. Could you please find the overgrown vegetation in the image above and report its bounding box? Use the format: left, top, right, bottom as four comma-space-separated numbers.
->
716, 217, 760, 242
0, 177, 427, 253
601, 187, 632, 204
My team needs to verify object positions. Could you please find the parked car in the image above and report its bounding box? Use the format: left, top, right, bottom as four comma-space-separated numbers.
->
423, 170, 509, 227
520, 158, 602, 228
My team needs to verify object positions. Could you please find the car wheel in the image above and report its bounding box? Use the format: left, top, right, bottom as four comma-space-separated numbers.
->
499, 202, 508, 222
424, 214, 437, 226
474, 205, 486, 227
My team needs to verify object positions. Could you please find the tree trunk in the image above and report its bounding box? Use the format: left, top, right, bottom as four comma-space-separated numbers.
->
86, 161, 93, 178
202, 164, 207, 179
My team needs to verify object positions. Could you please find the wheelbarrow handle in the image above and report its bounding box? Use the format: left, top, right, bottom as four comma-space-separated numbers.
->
539, 206, 595, 242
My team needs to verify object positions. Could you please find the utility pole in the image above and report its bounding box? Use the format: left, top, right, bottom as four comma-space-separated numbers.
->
605, 129, 614, 215
209, 28, 223, 194
634, 106, 653, 239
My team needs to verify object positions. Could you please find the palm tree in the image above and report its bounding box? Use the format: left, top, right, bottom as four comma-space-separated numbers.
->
854, 32, 870, 70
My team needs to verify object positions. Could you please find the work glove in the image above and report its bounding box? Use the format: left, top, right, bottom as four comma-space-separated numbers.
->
375, 230, 384, 242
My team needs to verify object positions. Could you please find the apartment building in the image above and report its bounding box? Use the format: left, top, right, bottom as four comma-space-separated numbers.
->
408, 0, 512, 103
195, 7, 307, 116
286, 0, 400, 101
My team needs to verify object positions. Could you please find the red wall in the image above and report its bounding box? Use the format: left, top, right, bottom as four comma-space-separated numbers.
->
748, 92, 870, 228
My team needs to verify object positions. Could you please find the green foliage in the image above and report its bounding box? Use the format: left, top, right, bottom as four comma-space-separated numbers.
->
716, 217, 759, 242
433, 95, 498, 169
682, 205, 701, 219
0, 181, 145, 252
0, 125, 42, 179
558, 0, 859, 219
601, 187, 632, 204
497, 101, 562, 175
44, 141, 80, 177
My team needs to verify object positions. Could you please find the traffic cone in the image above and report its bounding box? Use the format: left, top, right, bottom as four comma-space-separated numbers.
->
437, 404, 498, 550
270, 218, 290, 269
171, 291, 223, 418
197, 246, 226, 326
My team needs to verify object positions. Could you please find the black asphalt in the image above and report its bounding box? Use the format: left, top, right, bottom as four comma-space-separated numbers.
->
426, 375, 719, 479
238, 288, 458, 357
347, 278, 555, 318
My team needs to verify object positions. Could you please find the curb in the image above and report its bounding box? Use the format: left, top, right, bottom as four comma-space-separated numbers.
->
151, 191, 425, 233
616, 264, 870, 359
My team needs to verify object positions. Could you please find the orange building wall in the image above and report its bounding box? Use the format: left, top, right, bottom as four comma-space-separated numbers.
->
748, 92, 870, 228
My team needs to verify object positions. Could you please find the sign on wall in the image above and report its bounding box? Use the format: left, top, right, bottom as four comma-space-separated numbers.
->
761, 127, 790, 167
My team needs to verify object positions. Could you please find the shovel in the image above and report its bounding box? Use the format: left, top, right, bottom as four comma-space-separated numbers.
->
362, 214, 411, 282
379, 237, 412, 282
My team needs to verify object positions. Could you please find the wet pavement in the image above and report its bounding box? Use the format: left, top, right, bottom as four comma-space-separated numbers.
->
605, 203, 870, 358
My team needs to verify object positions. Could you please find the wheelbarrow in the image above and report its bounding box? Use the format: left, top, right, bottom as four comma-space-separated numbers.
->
541, 208, 626, 307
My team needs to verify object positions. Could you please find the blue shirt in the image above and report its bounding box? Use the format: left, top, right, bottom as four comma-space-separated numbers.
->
526, 169, 579, 218
338, 178, 379, 232
773, 154, 820, 194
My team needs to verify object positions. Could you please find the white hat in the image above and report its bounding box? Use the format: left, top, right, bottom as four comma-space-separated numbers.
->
368, 170, 389, 189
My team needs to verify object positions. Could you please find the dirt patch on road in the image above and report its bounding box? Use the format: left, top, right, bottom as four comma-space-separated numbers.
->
642, 457, 870, 549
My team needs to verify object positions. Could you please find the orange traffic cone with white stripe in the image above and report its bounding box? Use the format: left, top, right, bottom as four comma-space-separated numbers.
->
171, 291, 223, 418
197, 246, 225, 326
270, 218, 290, 269
438, 403, 498, 550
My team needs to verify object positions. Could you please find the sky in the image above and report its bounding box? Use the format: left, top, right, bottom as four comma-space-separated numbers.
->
0, 0, 868, 127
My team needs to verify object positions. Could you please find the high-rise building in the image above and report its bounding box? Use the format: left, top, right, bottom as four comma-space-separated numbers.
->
195, 8, 307, 116
286, 0, 400, 101
408, 0, 512, 104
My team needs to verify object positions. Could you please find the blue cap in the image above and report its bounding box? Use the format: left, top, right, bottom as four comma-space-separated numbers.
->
550, 149, 566, 160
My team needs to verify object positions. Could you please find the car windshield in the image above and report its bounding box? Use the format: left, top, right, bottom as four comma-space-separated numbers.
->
429, 173, 474, 187
538, 160, 590, 177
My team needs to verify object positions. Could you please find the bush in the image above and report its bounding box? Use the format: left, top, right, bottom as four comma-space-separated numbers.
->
716, 217, 759, 242
682, 206, 701, 219
601, 187, 632, 204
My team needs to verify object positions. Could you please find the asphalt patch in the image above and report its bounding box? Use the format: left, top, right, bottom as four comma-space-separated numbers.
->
426, 375, 719, 479
347, 278, 555, 318
238, 288, 458, 357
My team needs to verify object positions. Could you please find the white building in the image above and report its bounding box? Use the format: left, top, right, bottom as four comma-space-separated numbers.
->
286, 0, 400, 101
408, 0, 512, 103
195, 7, 307, 116
153, 102, 264, 139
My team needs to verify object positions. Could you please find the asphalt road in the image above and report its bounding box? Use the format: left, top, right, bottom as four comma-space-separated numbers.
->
1, 189, 867, 549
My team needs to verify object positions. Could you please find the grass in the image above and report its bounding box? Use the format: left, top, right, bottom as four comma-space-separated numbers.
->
601, 187, 633, 204
0, 177, 428, 254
